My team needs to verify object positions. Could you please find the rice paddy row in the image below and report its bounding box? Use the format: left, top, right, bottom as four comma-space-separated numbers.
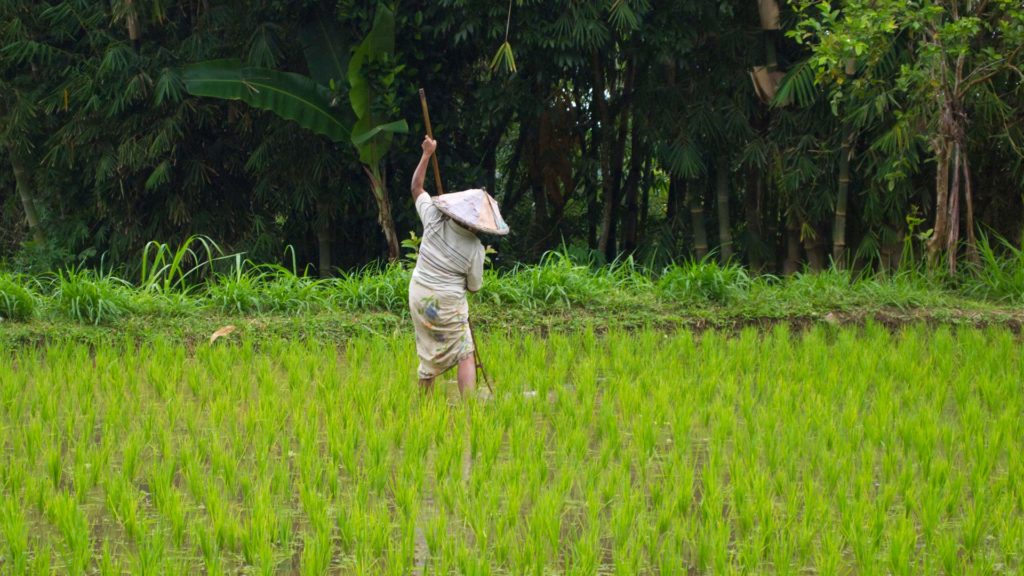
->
0, 325, 1021, 574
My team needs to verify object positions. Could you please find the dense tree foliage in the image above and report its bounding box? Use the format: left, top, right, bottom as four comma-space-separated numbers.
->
2, 0, 1022, 275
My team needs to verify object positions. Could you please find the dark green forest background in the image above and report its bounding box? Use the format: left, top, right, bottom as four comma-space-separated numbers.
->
3, 0, 1023, 276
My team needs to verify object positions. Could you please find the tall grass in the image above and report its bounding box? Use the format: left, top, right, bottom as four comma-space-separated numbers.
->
0, 273, 38, 321
52, 267, 133, 324
330, 262, 411, 312
3, 237, 1024, 325
656, 258, 750, 303
139, 234, 225, 294
961, 233, 1024, 303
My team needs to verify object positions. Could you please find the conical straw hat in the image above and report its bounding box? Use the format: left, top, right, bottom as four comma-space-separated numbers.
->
433, 189, 510, 236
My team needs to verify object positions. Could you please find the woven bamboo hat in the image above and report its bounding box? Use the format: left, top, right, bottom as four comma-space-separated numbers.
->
433, 189, 510, 236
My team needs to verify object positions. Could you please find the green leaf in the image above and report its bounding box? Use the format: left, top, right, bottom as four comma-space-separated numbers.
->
773, 60, 817, 108
145, 161, 171, 191
182, 59, 353, 143
348, 5, 396, 120
351, 120, 408, 146
299, 17, 352, 88
154, 68, 184, 106
348, 5, 400, 165
490, 42, 517, 74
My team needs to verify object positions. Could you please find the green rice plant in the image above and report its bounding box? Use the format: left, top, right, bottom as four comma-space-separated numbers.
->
53, 266, 133, 324
0, 497, 30, 574
656, 257, 751, 304
3, 327, 1023, 573
193, 523, 223, 575
567, 523, 601, 576
0, 272, 38, 321
105, 475, 145, 543
29, 545, 53, 576
98, 541, 122, 576
134, 531, 166, 575
300, 525, 333, 576
48, 491, 92, 575
150, 461, 187, 546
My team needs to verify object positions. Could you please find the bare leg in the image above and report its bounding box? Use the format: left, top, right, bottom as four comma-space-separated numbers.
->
456, 354, 476, 396
419, 377, 435, 395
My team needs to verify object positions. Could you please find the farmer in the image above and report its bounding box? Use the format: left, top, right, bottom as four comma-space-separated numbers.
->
409, 135, 509, 396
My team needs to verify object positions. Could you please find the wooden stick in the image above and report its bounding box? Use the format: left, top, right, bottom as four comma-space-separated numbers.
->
418, 89, 445, 195
467, 316, 494, 395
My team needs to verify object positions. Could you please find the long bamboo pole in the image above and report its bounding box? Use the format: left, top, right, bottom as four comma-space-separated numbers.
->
418, 89, 445, 196
418, 88, 493, 395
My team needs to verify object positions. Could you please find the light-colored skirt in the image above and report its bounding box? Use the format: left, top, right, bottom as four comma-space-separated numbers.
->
409, 280, 474, 379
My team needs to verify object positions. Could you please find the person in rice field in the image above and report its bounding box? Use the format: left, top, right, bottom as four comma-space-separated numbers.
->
409, 136, 509, 396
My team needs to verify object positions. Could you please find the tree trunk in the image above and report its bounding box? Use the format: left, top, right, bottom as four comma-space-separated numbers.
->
315, 198, 333, 278
639, 161, 652, 243
621, 121, 642, 253
529, 180, 548, 254
827, 59, 856, 269
364, 165, 400, 261
833, 139, 851, 269
125, 0, 141, 47
580, 85, 599, 250
947, 143, 962, 274
764, 29, 778, 70
763, 200, 779, 274
962, 150, 979, 265
667, 176, 681, 225
593, 52, 615, 258
715, 155, 733, 263
499, 127, 528, 214
804, 223, 826, 272
10, 154, 45, 245
879, 222, 904, 273
783, 217, 801, 275
597, 52, 635, 261
689, 180, 708, 260
744, 168, 764, 272
484, 147, 497, 198
926, 136, 952, 268
757, 0, 781, 30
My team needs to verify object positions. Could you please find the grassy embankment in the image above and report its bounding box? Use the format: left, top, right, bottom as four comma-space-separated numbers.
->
2, 236, 1024, 346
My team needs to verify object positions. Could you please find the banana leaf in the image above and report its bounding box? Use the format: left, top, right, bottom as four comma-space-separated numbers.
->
349, 5, 403, 166
299, 17, 352, 88
182, 59, 353, 143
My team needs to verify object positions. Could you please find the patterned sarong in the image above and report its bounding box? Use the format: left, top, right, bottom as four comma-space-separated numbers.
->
408, 279, 475, 379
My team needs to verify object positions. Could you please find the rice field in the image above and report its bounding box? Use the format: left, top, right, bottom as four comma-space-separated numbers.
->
1, 325, 1022, 574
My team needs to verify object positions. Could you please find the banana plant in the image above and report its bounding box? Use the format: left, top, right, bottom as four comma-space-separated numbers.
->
182, 5, 408, 260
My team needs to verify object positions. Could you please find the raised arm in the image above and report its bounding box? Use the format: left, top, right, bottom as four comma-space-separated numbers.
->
411, 136, 437, 201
